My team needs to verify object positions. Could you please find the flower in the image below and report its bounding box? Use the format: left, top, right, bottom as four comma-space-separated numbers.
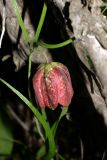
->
33, 62, 74, 109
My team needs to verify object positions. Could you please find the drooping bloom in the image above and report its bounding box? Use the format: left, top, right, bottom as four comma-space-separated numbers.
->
33, 62, 74, 109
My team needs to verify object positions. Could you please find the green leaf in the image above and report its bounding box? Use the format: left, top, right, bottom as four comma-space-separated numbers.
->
34, 3, 47, 44
0, 78, 56, 159
0, 112, 13, 155
102, 5, 107, 14
39, 39, 73, 49
36, 145, 46, 159
52, 107, 68, 137
12, 0, 30, 44
36, 107, 68, 159
57, 153, 65, 160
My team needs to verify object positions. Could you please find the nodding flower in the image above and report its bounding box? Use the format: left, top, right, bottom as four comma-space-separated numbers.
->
33, 62, 74, 109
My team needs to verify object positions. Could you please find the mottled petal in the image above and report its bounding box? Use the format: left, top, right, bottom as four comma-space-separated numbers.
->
45, 69, 58, 109
32, 62, 74, 109
57, 65, 74, 105
33, 69, 45, 108
41, 76, 50, 107
58, 63, 71, 83
55, 67, 73, 106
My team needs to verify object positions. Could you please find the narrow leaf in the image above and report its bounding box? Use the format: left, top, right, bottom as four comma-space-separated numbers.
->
39, 39, 73, 49
0, 112, 13, 155
52, 107, 68, 137
12, 0, 30, 44
34, 3, 47, 44
0, 78, 56, 159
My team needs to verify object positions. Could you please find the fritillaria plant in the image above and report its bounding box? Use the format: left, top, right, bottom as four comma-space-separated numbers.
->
0, 1, 74, 159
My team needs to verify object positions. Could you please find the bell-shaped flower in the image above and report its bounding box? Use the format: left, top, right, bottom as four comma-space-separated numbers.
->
33, 62, 74, 109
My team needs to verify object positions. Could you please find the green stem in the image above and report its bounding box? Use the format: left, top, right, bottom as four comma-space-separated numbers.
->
27, 51, 33, 100
41, 108, 48, 121
28, 52, 33, 80
0, 78, 56, 159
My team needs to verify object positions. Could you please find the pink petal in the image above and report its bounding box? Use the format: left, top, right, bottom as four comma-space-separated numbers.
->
45, 68, 59, 109
55, 67, 73, 107
41, 75, 50, 107
58, 65, 74, 101
33, 69, 45, 108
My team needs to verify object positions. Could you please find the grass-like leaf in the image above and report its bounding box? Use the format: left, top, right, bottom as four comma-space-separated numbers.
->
39, 39, 73, 49
12, 0, 30, 44
52, 107, 68, 137
102, 5, 107, 14
0, 112, 13, 155
34, 3, 47, 44
0, 78, 55, 159
36, 107, 68, 159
